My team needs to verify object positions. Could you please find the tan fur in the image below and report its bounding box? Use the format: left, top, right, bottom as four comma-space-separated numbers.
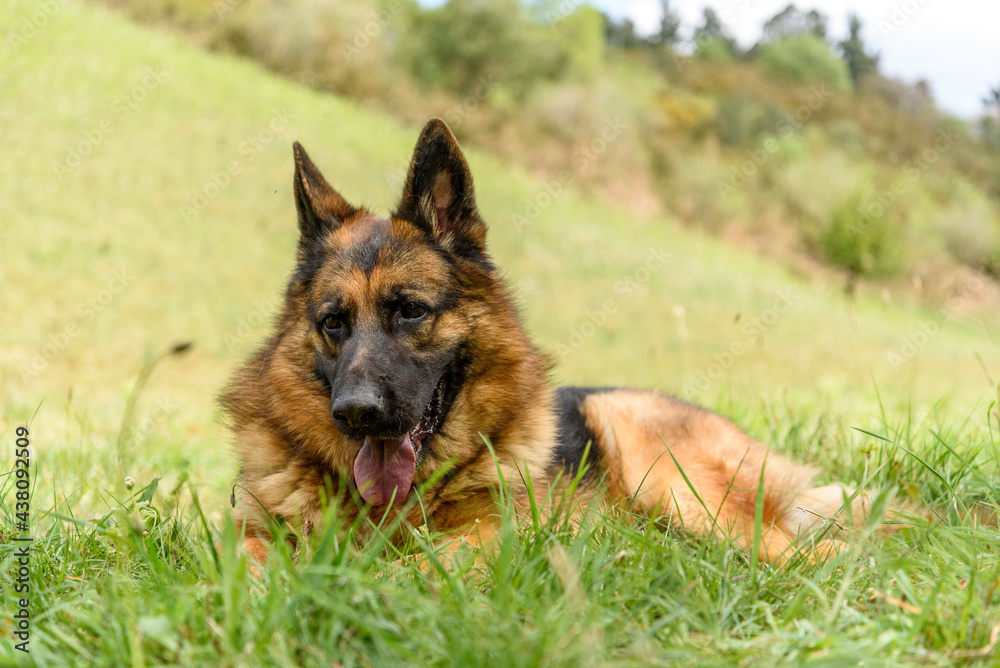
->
578, 390, 864, 562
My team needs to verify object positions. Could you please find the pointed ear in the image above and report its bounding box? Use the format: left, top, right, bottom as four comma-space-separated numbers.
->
393, 118, 486, 259
293, 141, 356, 249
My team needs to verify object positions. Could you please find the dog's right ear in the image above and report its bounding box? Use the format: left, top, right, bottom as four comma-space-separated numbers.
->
293, 142, 356, 249
394, 119, 486, 261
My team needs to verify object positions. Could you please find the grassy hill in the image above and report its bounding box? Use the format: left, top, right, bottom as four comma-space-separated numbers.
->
1, 1, 999, 665
91, 0, 1000, 290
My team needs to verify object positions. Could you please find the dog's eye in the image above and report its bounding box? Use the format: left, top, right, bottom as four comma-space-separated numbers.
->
400, 302, 428, 320
322, 315, 343, 333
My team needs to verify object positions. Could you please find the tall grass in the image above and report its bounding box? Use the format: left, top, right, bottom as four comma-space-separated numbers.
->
3, 375, 998, 665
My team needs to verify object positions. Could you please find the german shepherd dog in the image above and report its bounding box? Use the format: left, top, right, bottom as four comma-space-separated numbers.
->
222, 118, 871, 565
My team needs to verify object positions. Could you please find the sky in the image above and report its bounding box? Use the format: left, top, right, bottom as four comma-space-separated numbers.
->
592, 0, 999, 118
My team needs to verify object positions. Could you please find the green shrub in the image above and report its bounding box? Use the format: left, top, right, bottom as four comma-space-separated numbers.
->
715, 98, 786, 146
820, 193, 904, 276
212, 0, 396, 100
549, 6, 606, 80
695, 37, 735, 64
771, 145, 867, 232
825, 119, 865, 157
931, 180, 1000, 270
398, 0, 569, 100
758, 34, 851, 91
769, 131, 809, 164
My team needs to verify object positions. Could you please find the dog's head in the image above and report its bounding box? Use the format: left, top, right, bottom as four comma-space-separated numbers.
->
290, 119, 491, 506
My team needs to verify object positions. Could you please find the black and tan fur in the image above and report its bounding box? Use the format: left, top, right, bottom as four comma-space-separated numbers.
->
222, 119, 870, 565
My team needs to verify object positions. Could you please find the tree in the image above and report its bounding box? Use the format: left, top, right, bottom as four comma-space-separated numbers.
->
805, 9, 828, 40
551, 6, 606, 80
761, 4, 828, 43
693, 8, 739, 60
402, 0, 568, 100
758, 33, 851, 91
655, 0, 681, 47
838, 13, 879, 86
694, 7, 724, 41
982, 83, 1000, 149
984, 84, 1000, 111
605, 15, 641, 49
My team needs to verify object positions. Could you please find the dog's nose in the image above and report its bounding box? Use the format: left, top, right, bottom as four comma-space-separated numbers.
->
331, 390, 384, 431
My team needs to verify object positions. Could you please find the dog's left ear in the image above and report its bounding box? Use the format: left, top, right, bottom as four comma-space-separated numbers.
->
394, 118, 486, 259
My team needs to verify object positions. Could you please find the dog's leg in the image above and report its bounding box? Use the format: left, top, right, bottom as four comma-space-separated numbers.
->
243, 535, 270, 562
241, 534, 270, 577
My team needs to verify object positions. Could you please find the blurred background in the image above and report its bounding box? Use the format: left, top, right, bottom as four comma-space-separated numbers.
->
89, 0, 1000, 285
2, 0, 998, 509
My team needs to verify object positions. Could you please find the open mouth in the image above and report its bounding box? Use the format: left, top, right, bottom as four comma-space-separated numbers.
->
352, 377, 446, 506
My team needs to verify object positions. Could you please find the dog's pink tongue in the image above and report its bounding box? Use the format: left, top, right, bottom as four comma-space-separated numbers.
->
353, 435, 416, 506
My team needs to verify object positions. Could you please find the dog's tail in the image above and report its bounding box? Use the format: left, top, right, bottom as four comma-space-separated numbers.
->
572, 388, 914, 563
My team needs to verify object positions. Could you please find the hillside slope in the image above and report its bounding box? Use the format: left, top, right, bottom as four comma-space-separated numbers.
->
87, 0, 1000, 293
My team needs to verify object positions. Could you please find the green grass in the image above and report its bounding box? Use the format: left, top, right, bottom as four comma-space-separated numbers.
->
1, 1, 999, 665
